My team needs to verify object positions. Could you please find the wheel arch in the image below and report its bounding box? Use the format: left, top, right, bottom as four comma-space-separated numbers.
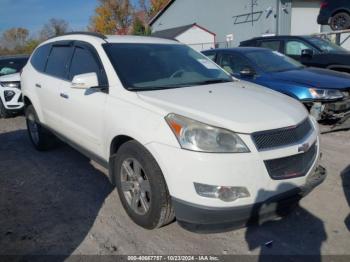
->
23, 96, 32, 107
332, 9, 350, 18
327, 65, 350, 74
108, 135, 137, 185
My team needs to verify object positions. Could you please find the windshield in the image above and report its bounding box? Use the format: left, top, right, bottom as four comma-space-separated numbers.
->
307, 37, 348, 53
103, 43, 232, 91
245, 50, 304, 73
0, 58, 28, 76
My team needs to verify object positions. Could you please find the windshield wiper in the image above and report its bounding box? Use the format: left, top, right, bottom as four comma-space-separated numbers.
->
127, 85, 188, 91
194, 79, 233, 86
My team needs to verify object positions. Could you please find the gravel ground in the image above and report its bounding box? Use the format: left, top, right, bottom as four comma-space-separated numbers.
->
0, 116, 349, 257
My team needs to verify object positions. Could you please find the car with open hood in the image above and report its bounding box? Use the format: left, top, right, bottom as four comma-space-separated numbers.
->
203, 47, 350, 121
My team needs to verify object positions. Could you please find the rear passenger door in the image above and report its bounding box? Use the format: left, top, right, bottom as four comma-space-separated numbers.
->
59, 41, 108, 156
40, 42, 74, 130
257, 40, 283, 53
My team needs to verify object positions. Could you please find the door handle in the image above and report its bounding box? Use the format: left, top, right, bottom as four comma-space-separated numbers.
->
60, 93, 69, 99
35, 83, 41, 88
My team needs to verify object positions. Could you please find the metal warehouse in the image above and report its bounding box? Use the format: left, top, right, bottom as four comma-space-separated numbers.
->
150, 0, 337, 50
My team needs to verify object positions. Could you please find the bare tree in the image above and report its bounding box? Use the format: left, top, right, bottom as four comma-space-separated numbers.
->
40, 18, 69, 40
1, 28, 29, 49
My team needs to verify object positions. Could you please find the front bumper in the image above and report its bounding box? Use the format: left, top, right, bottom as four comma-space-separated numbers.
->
173, 166, 326, 226
146, 122, 319, 209
307, 98, 350, 121
317, 13, 330, 25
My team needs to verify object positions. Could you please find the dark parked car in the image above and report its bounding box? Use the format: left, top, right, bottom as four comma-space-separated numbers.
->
202, 47, 350, 121
240, 35, 350, 74
318, 0, 350, 31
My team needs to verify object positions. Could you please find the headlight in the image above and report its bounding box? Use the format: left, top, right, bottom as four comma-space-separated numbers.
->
309, 88, 344, 100
0, 81, 20, 89
165, 113, 250, 153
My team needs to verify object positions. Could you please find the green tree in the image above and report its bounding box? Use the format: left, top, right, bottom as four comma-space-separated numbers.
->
132, 16, 151, 35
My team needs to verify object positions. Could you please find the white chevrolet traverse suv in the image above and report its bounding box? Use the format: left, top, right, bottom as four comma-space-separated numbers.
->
21, 33, 326, 229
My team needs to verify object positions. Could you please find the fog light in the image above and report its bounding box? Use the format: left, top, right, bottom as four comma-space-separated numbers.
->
4, 90, 15, 102
194, 183, 250, 202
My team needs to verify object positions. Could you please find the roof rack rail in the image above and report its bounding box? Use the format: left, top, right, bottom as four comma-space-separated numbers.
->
51, 31, 108, 40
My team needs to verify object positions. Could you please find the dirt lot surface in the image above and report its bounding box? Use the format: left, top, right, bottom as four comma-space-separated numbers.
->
0, 116, 349, 257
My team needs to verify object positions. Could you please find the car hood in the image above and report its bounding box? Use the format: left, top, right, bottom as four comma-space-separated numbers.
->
137, 81, 308, 134
269, 68, 350, 89
0, 73, 20, 82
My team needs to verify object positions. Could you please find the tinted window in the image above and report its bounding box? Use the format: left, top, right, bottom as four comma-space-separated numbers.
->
245, 50, 303, 73
69, 47, 100, 80
220, 53, 252, 74
0, 57, 28, 76
31, 44, 51, 72
285, 40, 314, 56
307, 37, 347, 53
104, 44, 232, 91
202, 51, 216, 61
46, 46, 73, 79
259, 41, 281, 51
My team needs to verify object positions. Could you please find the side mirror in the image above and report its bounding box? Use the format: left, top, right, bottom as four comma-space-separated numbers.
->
240, 67, 256, 77
301, 49, 314, 58
71, 73, 98, 90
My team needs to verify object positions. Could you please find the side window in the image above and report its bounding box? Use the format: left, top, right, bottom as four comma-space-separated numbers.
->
203, 51, 216, 62
220, 53, 251, 74
69, 47, 100, 81
31, 44, 51, 72
259, 41, 281, 51
285, 41, 314, 56
45, 45, 73, 79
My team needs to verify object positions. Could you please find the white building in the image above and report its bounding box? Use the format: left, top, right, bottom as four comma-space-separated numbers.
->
150, 0, 349, 50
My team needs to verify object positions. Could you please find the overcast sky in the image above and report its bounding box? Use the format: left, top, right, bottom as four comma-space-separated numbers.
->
0, 0, 140, 36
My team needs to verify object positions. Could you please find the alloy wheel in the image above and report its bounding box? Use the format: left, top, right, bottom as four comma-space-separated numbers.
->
120, 158, 151, 215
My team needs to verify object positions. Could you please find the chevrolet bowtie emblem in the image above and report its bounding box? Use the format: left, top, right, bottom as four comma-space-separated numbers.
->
298, 143, 310, 153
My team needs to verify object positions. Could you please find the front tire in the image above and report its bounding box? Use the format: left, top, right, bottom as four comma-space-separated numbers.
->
113, 141, 175, 229
0, 100, 9, 118
330, 12, 350, 31
25, 105, 57, 151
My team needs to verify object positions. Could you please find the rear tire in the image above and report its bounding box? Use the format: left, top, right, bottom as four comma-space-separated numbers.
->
0, 100, 10, 119
330, 12, 350, 31
25, 105, 57, 151
113, 140, 175, 229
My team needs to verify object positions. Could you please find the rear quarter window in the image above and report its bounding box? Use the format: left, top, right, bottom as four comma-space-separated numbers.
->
30, 44, 51, 72
258, 41, 281, 52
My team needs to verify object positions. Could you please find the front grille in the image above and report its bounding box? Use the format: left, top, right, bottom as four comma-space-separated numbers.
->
341, 89, 350, 98
252, 118, 313, 151
264, 143, 317, 180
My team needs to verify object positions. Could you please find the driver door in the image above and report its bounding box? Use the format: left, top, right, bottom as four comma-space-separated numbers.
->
58, 42, 108, 156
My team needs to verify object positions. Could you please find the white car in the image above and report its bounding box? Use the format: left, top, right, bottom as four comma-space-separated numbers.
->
21, 33, 326, 229
0, 56, 28, 118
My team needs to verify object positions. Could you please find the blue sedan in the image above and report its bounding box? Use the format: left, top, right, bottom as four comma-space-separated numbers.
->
202, 47, 350, 121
